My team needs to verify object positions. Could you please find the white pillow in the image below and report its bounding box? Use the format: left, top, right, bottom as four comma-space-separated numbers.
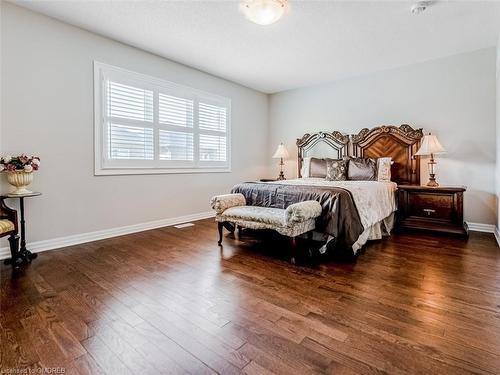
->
300, 157, 312, 178
377, 157, 392, 182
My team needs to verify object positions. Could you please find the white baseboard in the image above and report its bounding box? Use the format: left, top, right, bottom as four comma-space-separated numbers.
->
466, 222, 496, 233
0, 211, 214, 260
495, 227, 500, 248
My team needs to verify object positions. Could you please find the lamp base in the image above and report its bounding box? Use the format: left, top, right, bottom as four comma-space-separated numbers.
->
426, 174, 439, 187
277, 158, 286, 180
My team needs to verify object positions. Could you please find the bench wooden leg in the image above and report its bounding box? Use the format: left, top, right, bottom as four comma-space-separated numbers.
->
290, 236, 297, 264
223, 222, 235, 233
218, 222, 236, 245
307, 230, 314, 257
217, 222, 224, 245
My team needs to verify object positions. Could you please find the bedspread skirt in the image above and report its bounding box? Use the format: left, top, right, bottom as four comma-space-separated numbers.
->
231, 182, 364, 254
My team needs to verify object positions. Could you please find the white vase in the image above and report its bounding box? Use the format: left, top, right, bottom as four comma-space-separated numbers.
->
6, 170, 34, 195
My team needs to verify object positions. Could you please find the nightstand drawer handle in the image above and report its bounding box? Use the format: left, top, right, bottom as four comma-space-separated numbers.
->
423, 208, 436, 216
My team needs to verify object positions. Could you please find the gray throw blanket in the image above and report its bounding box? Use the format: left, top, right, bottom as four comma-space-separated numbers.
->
231, 182, 363, 252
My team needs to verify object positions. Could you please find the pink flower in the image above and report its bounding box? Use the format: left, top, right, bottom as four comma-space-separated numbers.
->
19, 154, 29, 164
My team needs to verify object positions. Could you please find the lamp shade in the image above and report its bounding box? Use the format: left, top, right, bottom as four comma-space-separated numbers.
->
272, 143, 289, 159
415, 134, 446, 156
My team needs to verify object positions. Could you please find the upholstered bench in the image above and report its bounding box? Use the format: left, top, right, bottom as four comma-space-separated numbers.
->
210, 193, 321, 261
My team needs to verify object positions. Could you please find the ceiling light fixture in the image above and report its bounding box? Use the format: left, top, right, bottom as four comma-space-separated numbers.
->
411, 1, 430, 15
240, 0, 288, 26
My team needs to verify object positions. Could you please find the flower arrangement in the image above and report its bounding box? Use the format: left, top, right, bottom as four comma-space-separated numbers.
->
0, 155, 40, 173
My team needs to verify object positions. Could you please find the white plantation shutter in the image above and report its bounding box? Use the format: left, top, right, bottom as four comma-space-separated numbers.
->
108, 81, 153, 122
109, 124, 154, 160
158, 93, 195, 162
159, 130, 194, 161
95, 62, 231, 175
199, 102, 226, 132
200, 134, 227, 161
159, 94, 194, 128
106, 81, 154, 161
198, 102, 228, 162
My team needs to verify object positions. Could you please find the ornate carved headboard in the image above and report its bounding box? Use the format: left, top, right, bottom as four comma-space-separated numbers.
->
297, 131, 349, 177
351, 125, 423, 185
296, 124, 423, 185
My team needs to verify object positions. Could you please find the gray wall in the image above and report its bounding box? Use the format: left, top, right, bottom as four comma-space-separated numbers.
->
269, 48, 497, 225
497, 36, 500, 234
0, 3, 269, 246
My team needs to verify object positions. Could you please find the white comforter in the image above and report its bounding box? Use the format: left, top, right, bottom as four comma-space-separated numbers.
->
271, 178, 397, 230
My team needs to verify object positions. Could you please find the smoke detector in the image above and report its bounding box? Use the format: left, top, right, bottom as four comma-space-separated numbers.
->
411, 1, 430, 15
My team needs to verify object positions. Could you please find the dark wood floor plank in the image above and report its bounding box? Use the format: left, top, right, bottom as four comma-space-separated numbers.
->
238, 343, 306, 375
81, 335, 135, 375
131, 320, 215, 374
223, 319, 333, 373
242, 359, 276, 375
1, 219, 499, 374
35, 298, 88, 356
19, 313, 70, 369
86, 321, 163, 375
0, 321, 39, 370
131, 303, 244, 374
104, 319, 190, 374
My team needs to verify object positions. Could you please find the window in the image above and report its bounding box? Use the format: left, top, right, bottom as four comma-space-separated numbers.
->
94, 62, 231, 175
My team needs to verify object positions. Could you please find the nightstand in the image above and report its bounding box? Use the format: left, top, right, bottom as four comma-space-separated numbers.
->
397, 185, 468, 237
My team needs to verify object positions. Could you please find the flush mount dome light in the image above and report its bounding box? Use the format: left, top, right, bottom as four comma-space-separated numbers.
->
411, 1, 430, 15
241, 0, 288, 26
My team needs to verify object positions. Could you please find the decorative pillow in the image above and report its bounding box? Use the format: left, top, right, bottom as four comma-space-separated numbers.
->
347, 157, 377, 181
325, 159, 347, 181
377, 157, 392, 182
300, 156, 312, 178
309, 157, 328, 178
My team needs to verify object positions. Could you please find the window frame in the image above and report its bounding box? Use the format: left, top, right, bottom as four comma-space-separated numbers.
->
94, 61, 232, 176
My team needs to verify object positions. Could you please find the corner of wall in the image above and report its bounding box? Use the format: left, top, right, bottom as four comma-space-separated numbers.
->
496, 32, 500, 247
265, 92, 274, 178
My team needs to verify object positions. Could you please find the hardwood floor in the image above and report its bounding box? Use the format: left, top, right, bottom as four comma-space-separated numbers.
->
1, 218, 499, 374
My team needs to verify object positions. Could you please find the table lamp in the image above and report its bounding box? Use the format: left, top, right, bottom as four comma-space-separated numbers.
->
415, 133, 446, 187
272, 143, 289, 180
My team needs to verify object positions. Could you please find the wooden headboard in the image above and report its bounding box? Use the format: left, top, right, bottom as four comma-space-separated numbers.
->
296, 124, 423, 185
351, 125, 423, 185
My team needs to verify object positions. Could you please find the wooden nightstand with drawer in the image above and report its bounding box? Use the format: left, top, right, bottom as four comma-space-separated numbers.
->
397, 185, 468, 237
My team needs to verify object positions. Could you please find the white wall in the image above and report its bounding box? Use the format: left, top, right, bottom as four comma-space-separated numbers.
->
269, 48, 497, 225
496, 36, 500, 235
0, 3, 269, 247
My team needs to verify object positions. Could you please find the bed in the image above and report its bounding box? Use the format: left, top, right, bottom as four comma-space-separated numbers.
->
232, 125, 424, 256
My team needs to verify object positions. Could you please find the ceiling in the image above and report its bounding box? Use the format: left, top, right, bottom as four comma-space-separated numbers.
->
12, 0, 500, 93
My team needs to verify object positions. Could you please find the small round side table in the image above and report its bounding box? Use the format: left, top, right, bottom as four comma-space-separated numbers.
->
1, 191, 41, 265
